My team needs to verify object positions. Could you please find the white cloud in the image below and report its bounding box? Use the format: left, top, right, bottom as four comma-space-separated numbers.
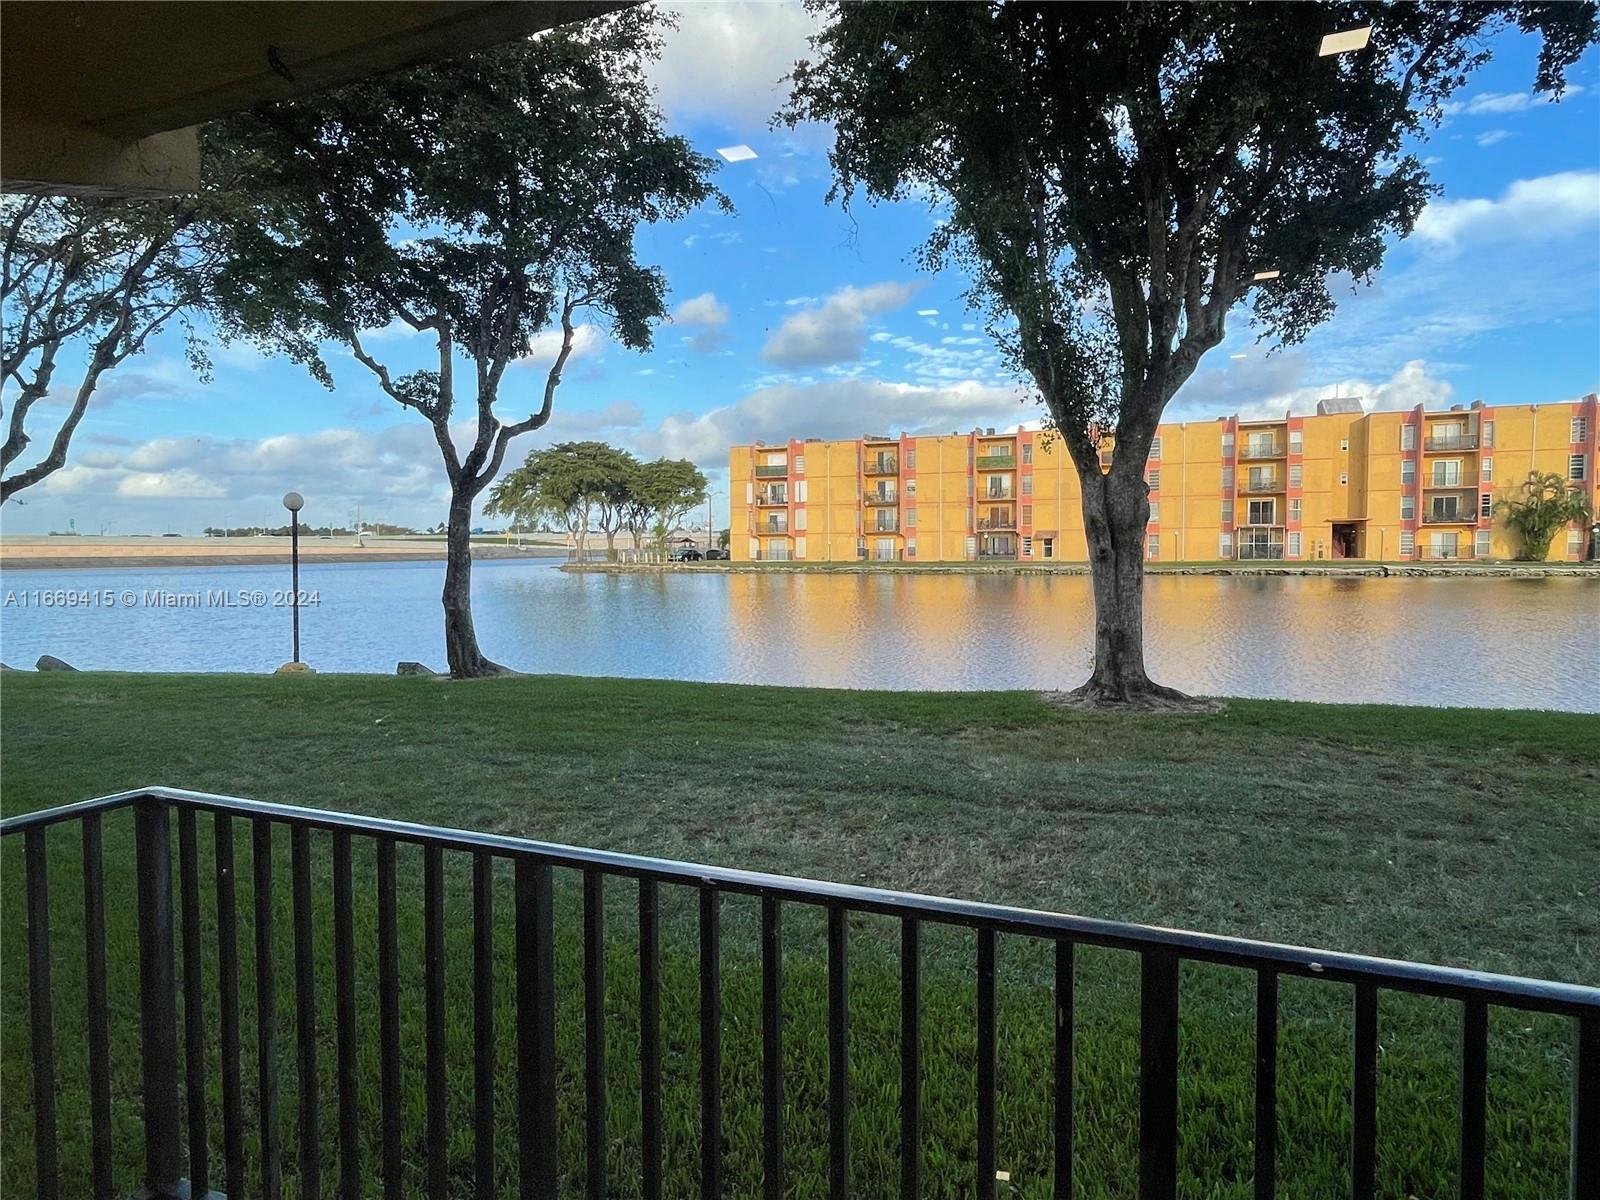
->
670, 292, 731, 327
1474, 129, 1514, 148
1443, 85, 1584, 116
1173, 358, 1455, 424
117, 470, 227, 499
761, 281, 922, 366
1413, 171, 1600, 248
650, 2, 823, 128
634, 377, 1031, 465
513, 322, 605, 368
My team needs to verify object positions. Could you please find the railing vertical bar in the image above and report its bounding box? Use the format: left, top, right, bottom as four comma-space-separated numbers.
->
1139, 947, 1179, 1200
254, 818, 283, 1200
1458, 998, 1487, 1200
473, 853, 496, 1200
332, 832, 361, 1200
83, 815, 114, 1200
762, 894, 785, 1200
292, 824, 322, 1200
424, 843, 448, 1200
1352, 982, 1378, 1200
976, 927, 997, 1200
900, 917, 921, 1200
376, 839, 402, 1200
25, 827, 59, 1200
1255, 970, 1278, 1200
700, 888, 723, 1200
1573, 1012, 1599, 1200
215, 815, 245, 1200
136, 799, 184, 1199
514, 858, 557, 1200
1055, 940, 1075, 1200
640, 878, 663, 1200
584, 867, 608, 1200
828, 903, 850, 1200
178, 807, 211, 1199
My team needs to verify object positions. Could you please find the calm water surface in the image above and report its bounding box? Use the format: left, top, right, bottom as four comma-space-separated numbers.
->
2, 559, 1595, 711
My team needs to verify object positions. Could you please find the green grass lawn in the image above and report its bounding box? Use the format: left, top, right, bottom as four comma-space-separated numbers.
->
2, 673, 1596, 1198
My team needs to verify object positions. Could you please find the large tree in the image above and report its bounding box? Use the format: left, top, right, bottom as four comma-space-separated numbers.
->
2, 195, 214, 500
626, 456, 707, 557
785, 2, 1594, 706
1496, 471, 1593, 561
209, 8, 724, 676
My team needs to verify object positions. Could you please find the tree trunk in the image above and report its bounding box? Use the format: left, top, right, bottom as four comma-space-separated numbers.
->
443, 494, 510, 678
1072, 467, 1191, 707
605, 530, 617, 561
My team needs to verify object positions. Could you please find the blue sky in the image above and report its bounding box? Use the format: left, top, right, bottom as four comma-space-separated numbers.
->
9, 3, 1598, 535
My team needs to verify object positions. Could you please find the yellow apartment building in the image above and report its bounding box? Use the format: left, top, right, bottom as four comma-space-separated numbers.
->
730, 394, 1599, 564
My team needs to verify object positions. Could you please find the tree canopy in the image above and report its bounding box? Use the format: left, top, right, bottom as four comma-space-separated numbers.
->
1496, 471, 1593, 561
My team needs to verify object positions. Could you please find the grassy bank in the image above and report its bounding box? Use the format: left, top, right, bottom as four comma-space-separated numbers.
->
2, 674, 1596, 1197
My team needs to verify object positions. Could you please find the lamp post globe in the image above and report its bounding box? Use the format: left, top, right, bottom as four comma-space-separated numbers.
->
282, 490, 305, 667
282, 491, 304, 513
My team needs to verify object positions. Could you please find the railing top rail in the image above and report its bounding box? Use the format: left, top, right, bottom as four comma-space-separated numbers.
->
5, 787, 1596, 1015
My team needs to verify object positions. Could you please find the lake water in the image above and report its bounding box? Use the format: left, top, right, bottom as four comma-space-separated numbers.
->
1, 559, 1596, 711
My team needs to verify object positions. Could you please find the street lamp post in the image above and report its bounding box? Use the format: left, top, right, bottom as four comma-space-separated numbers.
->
282, 491, 304, 662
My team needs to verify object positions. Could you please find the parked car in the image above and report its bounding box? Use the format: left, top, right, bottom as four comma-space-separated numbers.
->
669, 547, 703, 562
704, 548, 729, 560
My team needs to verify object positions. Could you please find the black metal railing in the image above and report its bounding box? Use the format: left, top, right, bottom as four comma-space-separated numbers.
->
863, 457, 898, 475
1239, 442, 1284, 459
1424, 434, 1478, 452
753, 463, 787, 478
3, 787, 1597, 1200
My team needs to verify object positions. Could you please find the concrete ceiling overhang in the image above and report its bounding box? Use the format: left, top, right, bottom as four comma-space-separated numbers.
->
2, 1, 631, 196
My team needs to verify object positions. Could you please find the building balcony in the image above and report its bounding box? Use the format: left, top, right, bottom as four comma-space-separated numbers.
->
1424, 434, 1478, 452
753, 463, 787, 478
1420, 543, 1472, 560
1239, 443, 1285, 459
1422, 509, 1475, 525
1242, 478, 1282, 493
976, 454, 1016, 470
1237, 542, 1286, 560
1424, 479, 1477, 492
869, 517, 900, 533
976, 516, 1016, 531
863, 490, 899, 506
858, 547, 904, 561
753, 520, 789, 535
863, 457, 898, 475
754, 491, 788, 507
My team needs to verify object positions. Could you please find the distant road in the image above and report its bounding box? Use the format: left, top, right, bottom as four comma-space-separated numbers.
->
0, 534, 567, 570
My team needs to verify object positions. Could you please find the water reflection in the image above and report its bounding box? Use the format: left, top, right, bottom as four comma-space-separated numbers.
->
1, 559, 1594, 711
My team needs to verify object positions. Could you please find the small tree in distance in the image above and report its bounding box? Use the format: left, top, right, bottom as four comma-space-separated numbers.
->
629, 457, 708, 558
1496, 471, 1593, 561
209, 9, 725, 676
784, 2, 1594, 707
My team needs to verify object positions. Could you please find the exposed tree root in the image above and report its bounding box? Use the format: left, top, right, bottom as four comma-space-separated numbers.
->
1044, 677, 1224, 714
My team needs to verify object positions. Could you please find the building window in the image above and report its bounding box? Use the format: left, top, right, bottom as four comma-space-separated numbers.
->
1221, 434, 1235, 458
1042, 537, 1055, 559
1288, 465, 1303, 488
1401, 425, 1416, 451
1147, 534, 1160, 559
906, 538, 917, 558
906, 479, 917, 496
1221, 500, 1232, 523
1023, 536, 1033, 557
1219, 532, 1233, 558
967, 476, 973, 496
1289, 430, 1303, 454
1429, 532, 1459, 560
1480, 492, 1493, 517
1340, 438, 1350, 452
794, 509, 807, 531
1475, 530, 1491, 558
793, 537, 806, 559
1399, 531, 1415, 557
1568, 530, 1583, 558
1339, 473, 1349, 487
1221, 467, 1234, 491
1147, 469, 1160, 490
1482, 420, 1495, 448
1571, 453, 1588, 481
1022, 443, 1033, 464
1022, 504, 1033, 526
1287, 531, 1302, 557
1148, 501, 1160, 523
1480, 457, 1492, 482
1432, 460, 1462, 487
794, 454, 805, 474
1574, 416, 1589, 443
906, 449, 916, 470
905, 508, 917, 528
1022, 475, 1033, 495
1149, 436, 1161, 460
1401, 461, 1415, 484
1400, 496, 1415, 520
1289, 498, 1302, 521
1248, 499, 1276, 525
